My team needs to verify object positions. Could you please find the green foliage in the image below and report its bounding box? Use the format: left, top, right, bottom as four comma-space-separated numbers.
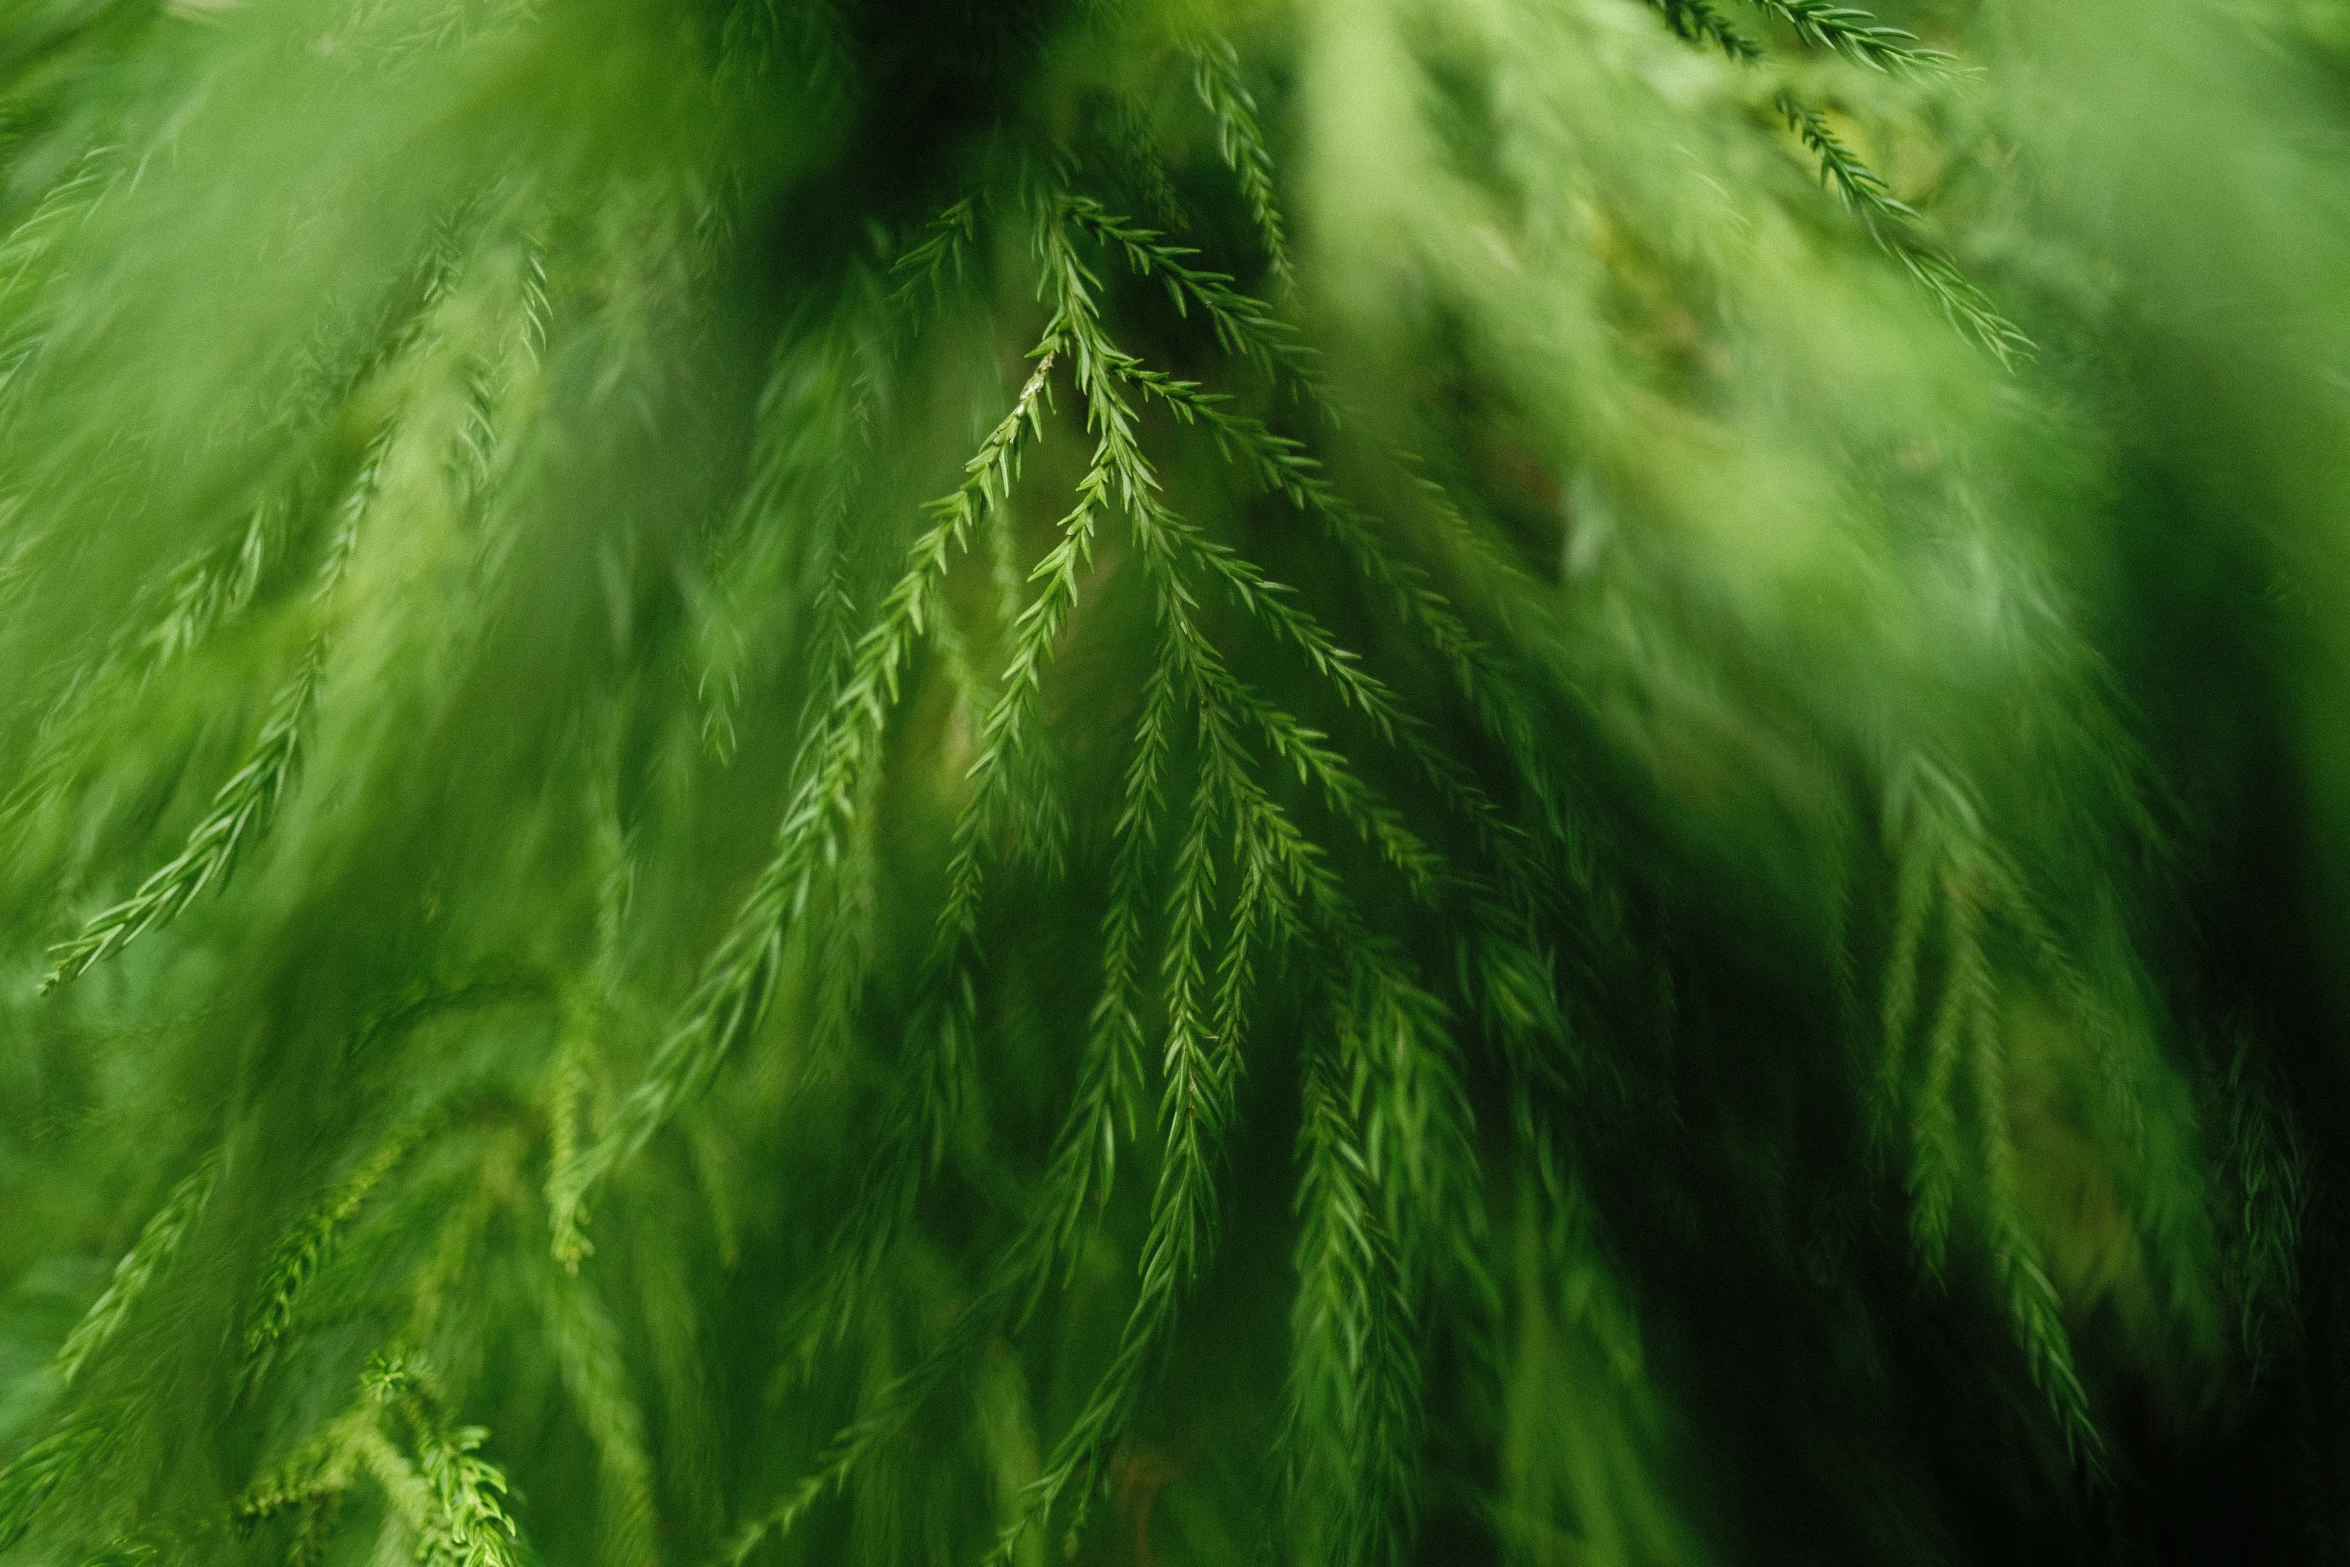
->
4, 0, 2350, 1564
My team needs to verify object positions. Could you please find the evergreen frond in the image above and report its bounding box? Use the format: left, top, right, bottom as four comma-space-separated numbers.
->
54, 1155, 218, 1387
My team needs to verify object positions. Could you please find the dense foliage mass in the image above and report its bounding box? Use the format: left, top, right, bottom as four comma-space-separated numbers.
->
4, 0, 2350, 1562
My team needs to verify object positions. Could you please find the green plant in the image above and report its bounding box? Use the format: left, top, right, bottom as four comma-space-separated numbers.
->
3, 0, 2350, 1563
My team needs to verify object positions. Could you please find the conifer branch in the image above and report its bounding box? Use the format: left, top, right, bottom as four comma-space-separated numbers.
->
1638, 0, 2026, 360
970, 204, 1314, 1563
235, 1403, 376, 1538
245, 1111, 451, 1373
40, 651, 320, 992
1189, 39, 1291, 282
552, 338, 1059, 1256
41, 414, 390, 993
1980, 1074, 2104, 1470
717, 679, 1264, 1565
1774, 98, 2033, 363
1061, 199, 1310, 381
55, 1153, 219, 1385
885, 197, 978, 317
1049, 649, 1179, 1268
1906, 884, 1980, 1274
1742, 0, 1950, 71
543, 768, 631, 1265
142, 497, 281, 670
1355, 955, 1487, 1295
1047, 207, 1461, 915
0, 150, 114, 416
1284, 1039, 1421, 1567
698, 297, 877, 764
537, 1266, 659, 1567
2220, 1040, 2307, 1379
1882, 758, 2105, 1461
763, 379, 1106, 1377
988, 756, 1249, 1566
1123, 358, 1583, 917
769, 337, 1114, 1358
1653, 0, 1762, 60
0, 1404, 125, 1552
368, 1359, 526, 1567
